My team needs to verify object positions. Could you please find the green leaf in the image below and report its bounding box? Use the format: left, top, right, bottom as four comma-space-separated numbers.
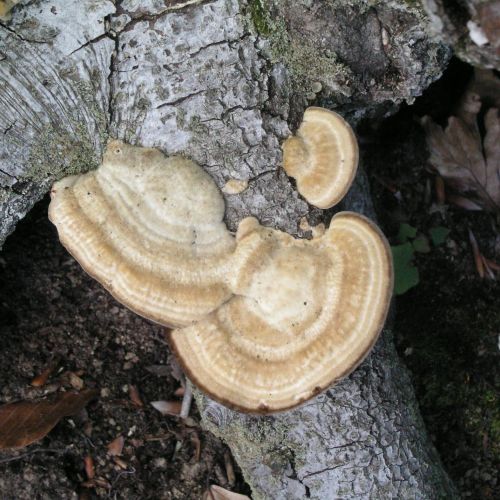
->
429, 226, 450, 246
391, 242, 420, 295
412, 234, 431, 253
397, 223, 417, 243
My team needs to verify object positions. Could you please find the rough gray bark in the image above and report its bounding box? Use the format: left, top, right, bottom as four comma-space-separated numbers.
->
1, 0, 457, 498
422, 0, 500, 70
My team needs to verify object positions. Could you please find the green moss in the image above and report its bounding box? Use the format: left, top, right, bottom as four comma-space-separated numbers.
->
25, 125, 100, 183
248, 0, 272, 36
23, 81, 108, 184
245, 0, 351, 97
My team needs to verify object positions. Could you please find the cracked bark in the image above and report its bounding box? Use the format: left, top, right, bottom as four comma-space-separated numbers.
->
0, 0, 457, 498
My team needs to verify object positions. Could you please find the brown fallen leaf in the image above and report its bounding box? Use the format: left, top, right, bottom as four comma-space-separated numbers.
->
113, 456, 128, 470
84, 455, 95, 479
484, 257, 500, 272
190, 431, 201, 462
469, 229, 485, 279
422, 71, 500, 212
150, 400, 182, 417
128, 385, 143, 407
224, 450, 236, 486
31, 357, 60, 387
107, 435, 125, 456
0, 389, 98, 449
174, 386, 185, 397
434, 175, 445, 205
203, 485, 250, 500
481, 254, 496, 280
422, 108, 500, 212
81, 477, 111, 489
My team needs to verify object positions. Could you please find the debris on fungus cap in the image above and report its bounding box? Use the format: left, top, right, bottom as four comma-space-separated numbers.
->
49, 140, 235, 328
282, 107, 359, 209
168, 212, 393, 413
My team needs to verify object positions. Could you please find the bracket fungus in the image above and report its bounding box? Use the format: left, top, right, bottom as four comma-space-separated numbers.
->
169, 212, 393, 413
282, 107, 359, 209
50, 133, 392, 414
49, 140, 235, 328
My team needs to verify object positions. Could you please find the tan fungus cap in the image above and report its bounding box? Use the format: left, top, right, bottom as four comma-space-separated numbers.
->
49, 140, 235, 328
282, 107, 359, 209
169, 212, 393, 413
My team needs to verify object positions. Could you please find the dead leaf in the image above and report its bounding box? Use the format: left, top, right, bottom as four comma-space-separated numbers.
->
481, 254, 496, 279
469, 229, 485, 278
190, 431, 201, 462
0, 389, 98, 449
128, 385, 143, 407
484, 257, 500, 271
224, 450, 236, 486
477, 5, 500, 57
31, 357, 60, 387
203, 485, 250, 500
422, 72, 500, 212
107, 435, 124, 456
435, 175, 445, 205
446, 194, 483, 211
150, 400, 182, 416
174, 386, 185, 397
84, 455, 95, 479
113, 456, 128, 470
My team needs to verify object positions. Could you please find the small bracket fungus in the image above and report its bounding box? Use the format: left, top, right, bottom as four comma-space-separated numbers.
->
169, 212, 393, 413
282, 107, 359, 209
49, 140, 235, 328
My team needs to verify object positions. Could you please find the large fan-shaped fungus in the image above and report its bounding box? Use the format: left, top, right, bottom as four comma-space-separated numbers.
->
49, 140, 235, 328
282, 107, 359, 209
169, 212, 393, 413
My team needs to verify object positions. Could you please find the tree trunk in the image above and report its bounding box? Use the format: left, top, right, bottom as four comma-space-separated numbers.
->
0, 0, 457, 498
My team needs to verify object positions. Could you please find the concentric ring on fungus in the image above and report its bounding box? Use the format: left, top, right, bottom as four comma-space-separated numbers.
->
282, 107, 359, 209
168, 212, 393, 413
49, 140, 235, 328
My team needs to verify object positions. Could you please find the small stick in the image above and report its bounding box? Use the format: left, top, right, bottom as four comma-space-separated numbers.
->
468, 229, 484, 278
180, 378, 193, 419
172, 376, 194, 461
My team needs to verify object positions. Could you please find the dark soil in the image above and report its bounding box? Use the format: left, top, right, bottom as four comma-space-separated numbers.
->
0, 202, 249, 499
364, 59, 500, 499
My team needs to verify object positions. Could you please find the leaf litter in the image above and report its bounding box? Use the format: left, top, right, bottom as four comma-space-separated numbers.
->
0, 389, 98, 449
422, 69, 500, 213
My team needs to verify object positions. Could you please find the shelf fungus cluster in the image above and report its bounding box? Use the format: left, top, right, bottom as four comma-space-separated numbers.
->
49, 111, 393, 414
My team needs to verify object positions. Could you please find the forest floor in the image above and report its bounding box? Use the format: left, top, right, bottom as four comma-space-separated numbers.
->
0, 201, 250, 499
0, 59, 498, 499
364, 59, 500, 499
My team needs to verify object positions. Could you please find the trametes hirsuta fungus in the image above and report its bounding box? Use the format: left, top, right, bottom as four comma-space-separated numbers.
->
282, 107, 359, 209
49, 107, 393, 414
49, 140, 235, 328
168, 213, 393, 413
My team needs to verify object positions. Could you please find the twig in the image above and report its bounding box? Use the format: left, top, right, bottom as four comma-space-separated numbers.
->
180, 379, 193, 419
172, 377, 194, 461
